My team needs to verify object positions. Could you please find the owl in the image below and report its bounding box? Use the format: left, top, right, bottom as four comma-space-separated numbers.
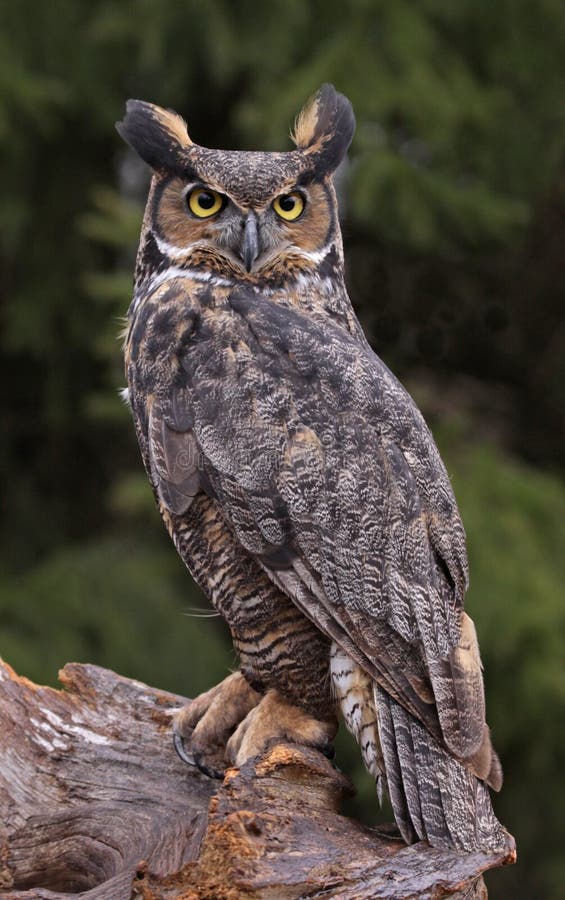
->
117, 85, 512, 852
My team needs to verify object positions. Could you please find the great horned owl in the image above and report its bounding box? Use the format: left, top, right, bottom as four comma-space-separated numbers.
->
117, 85, 512, 852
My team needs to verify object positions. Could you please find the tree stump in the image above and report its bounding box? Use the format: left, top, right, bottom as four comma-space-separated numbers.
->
0, 658, 515, 899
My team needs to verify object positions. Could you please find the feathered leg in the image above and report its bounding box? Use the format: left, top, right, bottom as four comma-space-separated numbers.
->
330, 643, 387, 804
167, 496, 338, 775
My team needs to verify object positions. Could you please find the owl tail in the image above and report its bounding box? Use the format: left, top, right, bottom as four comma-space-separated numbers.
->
375, 686, 513, 852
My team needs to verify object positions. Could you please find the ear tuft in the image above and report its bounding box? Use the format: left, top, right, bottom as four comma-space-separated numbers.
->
291, 84, 355, 174
116, 100, 192, 173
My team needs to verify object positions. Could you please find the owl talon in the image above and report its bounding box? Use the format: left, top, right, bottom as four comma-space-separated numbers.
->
173, 729, 225, 779
226, 689, 337, 768
192, 750, 225, 780
173, 729, 197, 767
172, 671, 262, 776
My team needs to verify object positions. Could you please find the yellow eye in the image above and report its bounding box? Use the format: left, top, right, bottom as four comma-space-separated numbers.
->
273, 191, 305, 221
187, 187, 224, 218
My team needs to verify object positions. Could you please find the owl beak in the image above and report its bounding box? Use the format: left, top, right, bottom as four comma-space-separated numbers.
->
241, 212, 260, 272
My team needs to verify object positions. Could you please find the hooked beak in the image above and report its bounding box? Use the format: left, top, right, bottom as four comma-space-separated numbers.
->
241, 212, 260, 272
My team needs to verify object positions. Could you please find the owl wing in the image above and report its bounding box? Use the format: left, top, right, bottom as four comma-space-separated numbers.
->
145, 285, 490, 775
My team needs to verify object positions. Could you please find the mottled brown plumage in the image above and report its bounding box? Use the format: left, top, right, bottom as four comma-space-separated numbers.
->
117, 85, 512, 852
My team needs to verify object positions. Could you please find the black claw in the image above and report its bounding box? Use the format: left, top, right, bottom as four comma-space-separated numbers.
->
193, 750, 225, 780
173, 732, 225, 779
173, 730, 197, 767
321, 742, 336, 760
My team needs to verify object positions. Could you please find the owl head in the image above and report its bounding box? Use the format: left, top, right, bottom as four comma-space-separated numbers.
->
116, 85, 355, 286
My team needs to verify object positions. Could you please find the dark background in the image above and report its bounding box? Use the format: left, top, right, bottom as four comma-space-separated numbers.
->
1, 3, 564, 897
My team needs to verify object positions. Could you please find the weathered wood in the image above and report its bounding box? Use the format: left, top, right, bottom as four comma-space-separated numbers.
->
0, 659, 515, 899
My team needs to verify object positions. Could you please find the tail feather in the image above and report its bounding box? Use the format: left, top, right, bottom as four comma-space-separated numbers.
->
389, 701, 426, 841
376, 686, 512, 851
331, 643, 513, 852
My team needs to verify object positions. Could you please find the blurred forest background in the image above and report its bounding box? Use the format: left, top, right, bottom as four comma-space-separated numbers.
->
1, 2, 564, 897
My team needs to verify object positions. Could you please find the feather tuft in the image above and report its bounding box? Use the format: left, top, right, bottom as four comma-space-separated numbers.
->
291, 83, 355, 175
116, 100, 193, 173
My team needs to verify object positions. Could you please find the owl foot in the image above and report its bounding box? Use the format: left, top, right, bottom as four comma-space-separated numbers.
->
173, 671, 261, 778
225, 689, 337, 768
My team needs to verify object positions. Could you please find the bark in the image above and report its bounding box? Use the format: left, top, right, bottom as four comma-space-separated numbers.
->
0, 659, 515, 900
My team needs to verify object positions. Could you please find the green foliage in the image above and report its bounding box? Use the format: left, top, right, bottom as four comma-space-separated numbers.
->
0, 533, 232, 697
1, 3, 565, 898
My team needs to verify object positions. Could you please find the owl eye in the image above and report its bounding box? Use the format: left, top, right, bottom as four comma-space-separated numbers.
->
273, 191, 305, 222
187, 187, 224, 218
